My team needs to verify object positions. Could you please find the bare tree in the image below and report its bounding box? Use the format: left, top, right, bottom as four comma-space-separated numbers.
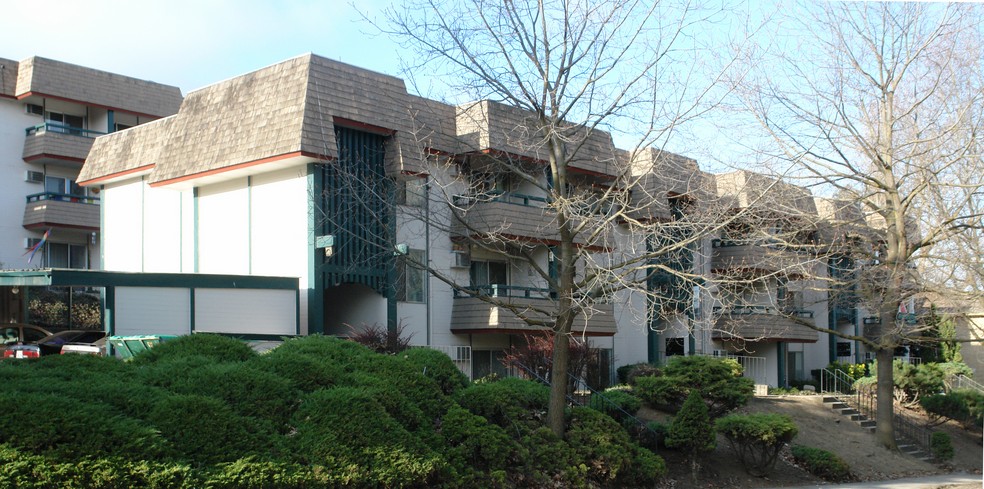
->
731, 2, 984, 449
327, 0, 753, 437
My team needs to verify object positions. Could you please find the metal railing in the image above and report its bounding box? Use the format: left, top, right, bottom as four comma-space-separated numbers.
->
854, 384, 932, 455
25, 121, 106, 138
26, 192, 100, 205
951, 374, 984, 394
453, 284, 553, 299
713, 305, 814, 318
819, 367, 855, 395
700, 352, 767, 386
453, 191, 550, 208
418, 345, 472, 380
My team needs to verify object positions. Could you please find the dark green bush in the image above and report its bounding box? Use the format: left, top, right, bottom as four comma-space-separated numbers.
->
148, 394, 272, 465
588, 388, 642, 421
517, 427, 575, 486
666, 390, 716, 483
0, 392, 167, 461
0, 445, 196, 489
790, 445, 851, 482
288, 387, 444, 487
627, 420, 668, 451
930, 432, 954, 461
921, 388, 984, 429
634, 355, 754, 417
160, 362, 298, 424
894, 361, 973, 403
454, 377, 549, 429
715, 413, 798, 477
400, 347, 470, 396
249, 349, 346, 392
566, 407, 666, 485
617, 362, 661, 384
440, 404, 516, 474
131, 333, 257, 365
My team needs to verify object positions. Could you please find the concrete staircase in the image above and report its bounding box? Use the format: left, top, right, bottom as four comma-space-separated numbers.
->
822, 396, 934, 462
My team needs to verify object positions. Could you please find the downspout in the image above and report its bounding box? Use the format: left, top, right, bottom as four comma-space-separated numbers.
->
425, 175, 431, 346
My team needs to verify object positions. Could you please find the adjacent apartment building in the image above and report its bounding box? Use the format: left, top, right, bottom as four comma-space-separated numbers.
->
0, 56, 182, 322
77, 53, 879, 386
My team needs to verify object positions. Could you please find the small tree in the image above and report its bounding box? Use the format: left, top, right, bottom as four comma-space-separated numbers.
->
501, 333, 597, 392
666, 390, 716, 484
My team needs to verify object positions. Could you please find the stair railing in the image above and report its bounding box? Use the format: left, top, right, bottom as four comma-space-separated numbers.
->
820, 368, 855, 396
951, 374, 984, 394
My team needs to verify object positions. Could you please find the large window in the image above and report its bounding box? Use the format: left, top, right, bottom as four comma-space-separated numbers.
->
46, 243, 88, 269
44, 176, 87, 198
396, 249, 426, 303
472, 350, 509, 379
470, 261, 508, 293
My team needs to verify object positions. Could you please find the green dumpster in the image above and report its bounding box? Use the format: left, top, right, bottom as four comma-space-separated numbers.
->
108, 335, 178, 360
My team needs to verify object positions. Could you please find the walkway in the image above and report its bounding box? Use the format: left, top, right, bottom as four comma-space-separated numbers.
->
772, 472, 980, 489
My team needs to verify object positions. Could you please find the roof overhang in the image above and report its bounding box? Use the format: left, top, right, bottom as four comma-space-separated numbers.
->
0, 269, 298, 289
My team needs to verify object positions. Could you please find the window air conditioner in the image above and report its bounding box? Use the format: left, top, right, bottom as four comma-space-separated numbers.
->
25, 171, 44, 183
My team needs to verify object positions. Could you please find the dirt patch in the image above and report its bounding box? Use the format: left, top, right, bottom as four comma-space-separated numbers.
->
641, 395, 982, 488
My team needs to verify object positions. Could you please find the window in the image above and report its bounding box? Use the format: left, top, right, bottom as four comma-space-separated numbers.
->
45, 111, 85, 134
396, 249, 426, 302
25, 103, 43, 116
114, 123, 133, 131
395, 178, 427, 207
44, 176, 86, 198
46, 243, 88, 269
472, 350, 509, 379
665, 337, 685, 357
470, 260, 508, 295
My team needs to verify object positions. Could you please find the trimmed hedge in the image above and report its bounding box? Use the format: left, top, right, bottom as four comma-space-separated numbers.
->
634, 356, 754, 417
790, 445, 851, 482
588, 388, 643, 421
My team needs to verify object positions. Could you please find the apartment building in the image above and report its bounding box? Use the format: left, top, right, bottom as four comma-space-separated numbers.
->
0, 56, 182, 323
75, 53, 875, 386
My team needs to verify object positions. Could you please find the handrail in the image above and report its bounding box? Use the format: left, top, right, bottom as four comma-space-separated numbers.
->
855, 382, 933, 457
26, 192, 100, 205
951, 374, 984, 394
819, 367, 855, 395
453, 284, 553, 299
25, 121, 106, 138
713, 305, 814, 318
453, 191, 550, 208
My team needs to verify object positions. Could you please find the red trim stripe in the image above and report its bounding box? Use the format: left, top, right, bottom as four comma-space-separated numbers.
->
77, 163, 155, 186
149, 151, 328, 187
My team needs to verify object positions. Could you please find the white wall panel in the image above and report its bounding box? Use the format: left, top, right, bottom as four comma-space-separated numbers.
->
102, 181, 144, 272
197, 179, 249, 274
249, 169, 307, 279
194, 288, 296, 335
142, 186, 183, 272
114, 286, 190, 336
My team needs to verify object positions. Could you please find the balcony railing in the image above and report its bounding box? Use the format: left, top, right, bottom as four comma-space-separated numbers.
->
453, 191, 549, 208
454, 284, 553, 299
25, 122, 106, 138
26, 192, 100, 205
713, 305, 814, 319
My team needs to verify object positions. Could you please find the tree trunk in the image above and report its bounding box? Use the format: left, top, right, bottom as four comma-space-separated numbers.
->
548, 329, 571, 436
874, 346, 897, 450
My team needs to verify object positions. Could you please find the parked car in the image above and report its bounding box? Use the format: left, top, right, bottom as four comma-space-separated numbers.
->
2, 330, 106, 359
60, 336, 108, 356
0, 324, 52, 347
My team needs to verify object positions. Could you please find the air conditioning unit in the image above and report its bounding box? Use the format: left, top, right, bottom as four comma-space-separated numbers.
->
451, 250, 471, 268
25, 170, 44, 183
24, 238, 42, 249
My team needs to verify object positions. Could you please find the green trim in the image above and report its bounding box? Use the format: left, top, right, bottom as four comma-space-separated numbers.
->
247, 176, 252, 275
307, 163, 325, 334
193, 187, 199, 272
107, 110, 114, 133
0, 269, 297, 289
688, 333, 696, 356
189, 288, 196, 333
777, 342, 787, 387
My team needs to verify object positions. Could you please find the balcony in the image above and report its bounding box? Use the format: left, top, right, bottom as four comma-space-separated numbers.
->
23, 193, 100, 231
452, 192, 590, 246
710, 239, 807, 276
23, 122, 105, 166
711, 305, 819, 343
451, 285, 616, 336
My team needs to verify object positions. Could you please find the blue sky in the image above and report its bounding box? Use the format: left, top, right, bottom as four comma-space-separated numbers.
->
1, 0, 402, 93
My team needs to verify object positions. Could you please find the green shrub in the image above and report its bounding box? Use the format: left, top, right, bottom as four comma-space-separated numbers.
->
148, 394, 272, 465
588, 389, 642, 421
0, 445, 197, 489
666, 390, 716, 483
715, 413, 798, 477
566, 407, 666, 485
894, 361, 973, 404
400, 347, 470, 396
0, 392, 167, 461
930, 432, 954, 461
827, 361, 868, 381
288, 387, 444, 487
618, 362, 661, 384
249, 349, 346, 392
627, 420, 668, 451
131, 333, 256, 365
201, 457, 324, 488
922, 388, 984, 429
517, 427, 576, 486
160, 363, 298, 424
440, 404, 516, 474
790, 445, 851, 482
634, 355, 754, 417
454, 377, 549, 430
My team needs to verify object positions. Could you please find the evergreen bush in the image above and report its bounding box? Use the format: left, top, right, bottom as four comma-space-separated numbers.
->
790, 445, 851, 482
587, 388, 642, 421
666, 390, 716, 483
930, 432, 954, 461
715, 413, 798, 476
634, 355, 754, 417
131, 333, 256, 365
